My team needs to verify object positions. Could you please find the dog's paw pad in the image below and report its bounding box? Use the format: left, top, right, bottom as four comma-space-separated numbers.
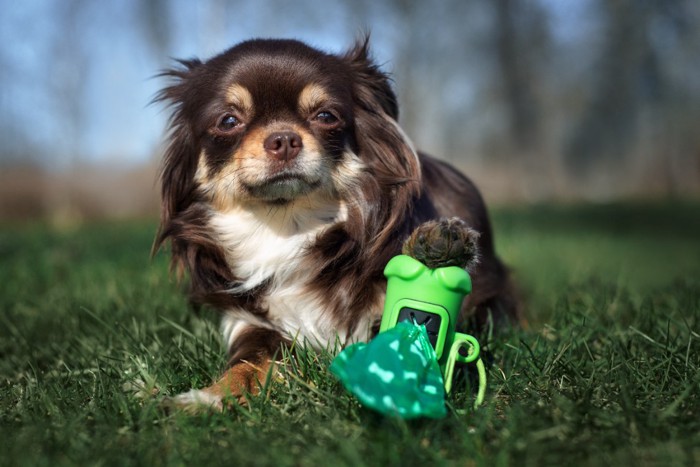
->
163, 389, 223, 413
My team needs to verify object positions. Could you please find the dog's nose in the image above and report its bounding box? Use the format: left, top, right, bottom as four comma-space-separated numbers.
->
263, 131, 303, 161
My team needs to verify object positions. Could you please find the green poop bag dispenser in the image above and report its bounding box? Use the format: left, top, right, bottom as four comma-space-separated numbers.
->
379, 254, 486, 399
330, 218, 487, 414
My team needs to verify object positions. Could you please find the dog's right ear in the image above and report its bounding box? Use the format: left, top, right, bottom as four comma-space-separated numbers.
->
152, 59, 203, 254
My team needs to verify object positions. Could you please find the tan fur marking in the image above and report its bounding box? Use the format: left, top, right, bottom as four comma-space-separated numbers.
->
237, 124, 324, 159
236, 126, 270, 161
194, 150, 209, 183
298, 83, 331, 114
205, 360, 273, 406
203, 123, 327, 211
226, 84, 254, 114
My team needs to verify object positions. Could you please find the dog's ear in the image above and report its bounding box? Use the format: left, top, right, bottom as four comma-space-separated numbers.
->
342, 36, 399, 121
152, 59, 203, 254
340, 37, 422, 260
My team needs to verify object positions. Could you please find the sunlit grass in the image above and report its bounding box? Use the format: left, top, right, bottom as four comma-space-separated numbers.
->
1, 203, 698, 465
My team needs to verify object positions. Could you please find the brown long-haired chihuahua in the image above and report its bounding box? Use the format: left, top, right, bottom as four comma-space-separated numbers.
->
155, 37, 518, 410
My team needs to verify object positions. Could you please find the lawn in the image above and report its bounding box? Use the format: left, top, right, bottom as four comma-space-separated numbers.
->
1, 202, 698, 466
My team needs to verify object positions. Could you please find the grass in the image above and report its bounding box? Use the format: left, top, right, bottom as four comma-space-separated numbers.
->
1, 202, 699, 466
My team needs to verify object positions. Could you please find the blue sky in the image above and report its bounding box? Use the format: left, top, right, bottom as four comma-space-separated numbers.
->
1, 0, 386, 168
0, 0, 588, 169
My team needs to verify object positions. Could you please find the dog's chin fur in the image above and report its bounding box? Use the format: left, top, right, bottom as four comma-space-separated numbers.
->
154, 37, 519, 410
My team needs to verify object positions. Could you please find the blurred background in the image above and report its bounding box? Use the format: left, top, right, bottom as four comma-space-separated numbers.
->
1, 0, 699, 223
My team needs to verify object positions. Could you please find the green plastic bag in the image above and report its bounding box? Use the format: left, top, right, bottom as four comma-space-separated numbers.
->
330, 321, 447, 419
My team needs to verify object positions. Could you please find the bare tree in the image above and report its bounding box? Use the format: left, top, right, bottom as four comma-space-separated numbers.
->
137, 0, 173, 61
47, 0, 90, 166
492, 0, 547, 152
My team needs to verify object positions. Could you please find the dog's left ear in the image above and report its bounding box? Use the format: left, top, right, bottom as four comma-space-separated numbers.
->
342, 36, 399, 121
339, 37, 422, 260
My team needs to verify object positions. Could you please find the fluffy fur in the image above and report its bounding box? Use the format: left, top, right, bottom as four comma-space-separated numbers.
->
154, 37, 518, 409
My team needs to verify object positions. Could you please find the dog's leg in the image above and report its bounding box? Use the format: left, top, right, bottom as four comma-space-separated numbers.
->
168, 326, 285, 412
170, 360, 272, 411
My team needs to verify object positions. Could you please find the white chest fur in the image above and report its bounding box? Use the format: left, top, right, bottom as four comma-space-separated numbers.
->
209, 198, 362, 348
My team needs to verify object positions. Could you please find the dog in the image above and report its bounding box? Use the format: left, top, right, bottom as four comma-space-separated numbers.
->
154, 37, 518, 410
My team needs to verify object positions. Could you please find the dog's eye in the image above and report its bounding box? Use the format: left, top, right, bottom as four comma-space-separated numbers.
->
216, 114, 242, 132
314, 111, 340, 126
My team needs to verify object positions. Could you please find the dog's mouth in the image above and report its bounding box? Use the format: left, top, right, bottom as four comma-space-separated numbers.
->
242, 170, 322, 203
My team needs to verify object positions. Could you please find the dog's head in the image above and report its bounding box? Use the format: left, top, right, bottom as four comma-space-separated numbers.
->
156, 37, 421, 253
157, 37, 420, 212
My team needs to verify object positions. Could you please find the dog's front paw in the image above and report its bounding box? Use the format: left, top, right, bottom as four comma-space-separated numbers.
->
163, 361, 272, 414
163, 389, 224, 414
